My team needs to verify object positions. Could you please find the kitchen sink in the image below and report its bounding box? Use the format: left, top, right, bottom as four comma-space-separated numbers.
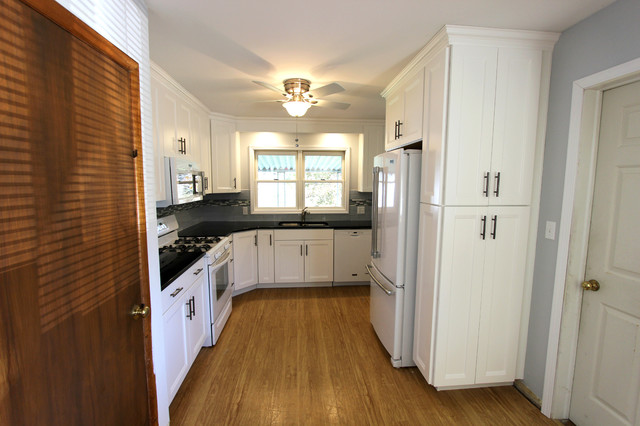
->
278, 221, 329, 227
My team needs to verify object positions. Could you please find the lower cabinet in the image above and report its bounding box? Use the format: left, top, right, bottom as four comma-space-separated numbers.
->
162, 260, 207, 403
233, 230, 258, 291
274, 240, 305, 283
414, 204, 530, 388
273, 229, 333, 284
257, 230, 274, 283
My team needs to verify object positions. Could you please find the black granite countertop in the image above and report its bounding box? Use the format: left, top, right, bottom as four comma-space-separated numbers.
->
179, 220, 371, 237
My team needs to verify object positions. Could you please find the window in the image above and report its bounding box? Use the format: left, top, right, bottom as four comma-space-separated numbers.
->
251, 149, 349, 213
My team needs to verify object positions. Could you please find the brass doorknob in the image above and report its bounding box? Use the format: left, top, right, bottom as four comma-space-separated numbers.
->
581, 279, 600, 291
131, 304, 150, 319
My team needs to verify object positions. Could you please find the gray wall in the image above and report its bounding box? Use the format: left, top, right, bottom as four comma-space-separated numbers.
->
523, 0, 640, 398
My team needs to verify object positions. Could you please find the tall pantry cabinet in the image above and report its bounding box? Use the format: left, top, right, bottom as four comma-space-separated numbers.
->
395, 26, 559, 389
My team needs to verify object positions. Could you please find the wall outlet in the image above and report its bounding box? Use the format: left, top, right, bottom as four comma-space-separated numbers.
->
357, 205, 365, 214
242, 206, 248, 215
545, 221, 556, 240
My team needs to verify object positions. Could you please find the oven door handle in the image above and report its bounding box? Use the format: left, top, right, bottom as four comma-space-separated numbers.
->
211, 250, 231, 269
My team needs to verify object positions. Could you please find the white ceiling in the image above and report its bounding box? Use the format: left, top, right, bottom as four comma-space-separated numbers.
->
146, 0, 615, 120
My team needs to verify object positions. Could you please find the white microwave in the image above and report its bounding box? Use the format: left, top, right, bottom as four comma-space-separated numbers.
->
166, 157, 205, 205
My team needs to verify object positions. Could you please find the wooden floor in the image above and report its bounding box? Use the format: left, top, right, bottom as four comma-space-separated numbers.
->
170, 286, 556, 425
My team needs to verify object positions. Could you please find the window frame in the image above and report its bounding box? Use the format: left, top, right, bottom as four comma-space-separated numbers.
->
249, 147, 350, 214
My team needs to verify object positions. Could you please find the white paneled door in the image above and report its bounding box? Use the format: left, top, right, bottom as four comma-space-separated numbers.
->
570, 80, 640, 426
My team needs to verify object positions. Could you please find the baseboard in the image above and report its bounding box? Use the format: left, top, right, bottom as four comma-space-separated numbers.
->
514, 379, 542, 408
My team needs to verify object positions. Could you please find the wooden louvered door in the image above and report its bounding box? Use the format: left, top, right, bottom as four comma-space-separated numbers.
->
0, 0, 156, 425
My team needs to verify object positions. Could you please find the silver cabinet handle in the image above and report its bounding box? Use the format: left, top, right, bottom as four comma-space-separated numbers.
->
193, 268, 203, 276
170, 287, 183, 297
366, 264, 394, 295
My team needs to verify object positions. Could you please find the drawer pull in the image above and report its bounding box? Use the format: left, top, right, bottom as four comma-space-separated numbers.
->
193, 268, 203, 275
170, 287, 184, 297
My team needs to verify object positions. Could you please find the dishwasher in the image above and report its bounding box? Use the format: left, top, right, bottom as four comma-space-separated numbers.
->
333, 229, 372, 284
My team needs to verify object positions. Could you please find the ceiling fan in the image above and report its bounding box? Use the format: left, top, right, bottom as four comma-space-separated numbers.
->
253, 78, 350, 117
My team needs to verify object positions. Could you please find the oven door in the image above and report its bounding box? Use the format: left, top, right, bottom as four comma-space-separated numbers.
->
208, 250, 232, 324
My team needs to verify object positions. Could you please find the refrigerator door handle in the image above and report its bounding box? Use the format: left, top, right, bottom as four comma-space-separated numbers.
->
371, 166, 382, 258
366, 264, 395, 295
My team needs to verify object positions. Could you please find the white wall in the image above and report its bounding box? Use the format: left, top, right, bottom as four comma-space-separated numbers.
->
523, 0, 640, 399
238, 132, 361, 191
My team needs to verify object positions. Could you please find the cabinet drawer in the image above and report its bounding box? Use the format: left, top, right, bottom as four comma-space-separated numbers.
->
274, 229, 333, 241
162, 257, 207, 314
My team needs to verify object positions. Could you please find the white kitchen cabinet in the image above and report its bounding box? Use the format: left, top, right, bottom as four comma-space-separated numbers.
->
384, 68, 424, 151
420, 39, 545, 206
414, 205, 530, 388
184, 273, 208, 364
304, 240, 333, 282
357, 125, 385, 192
396, 26, 558, 390
273, 229, 333, 284
162, 292, 189, 403
274, 240, 305, 283
151, 65, 212, 201
211, 118, 240, 193
233, 230, 258, 291
333, 229, 371, 283
162, 258, 207, 403
257, 230, 275, 283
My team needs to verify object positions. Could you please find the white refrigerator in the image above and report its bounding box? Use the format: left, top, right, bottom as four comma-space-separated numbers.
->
367, 148, 421, 367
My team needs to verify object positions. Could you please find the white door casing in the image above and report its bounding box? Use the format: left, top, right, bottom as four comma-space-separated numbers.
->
569, 80, 640, 426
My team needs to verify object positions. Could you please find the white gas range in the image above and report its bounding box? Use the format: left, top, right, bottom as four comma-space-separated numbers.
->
158, 215, 233, 346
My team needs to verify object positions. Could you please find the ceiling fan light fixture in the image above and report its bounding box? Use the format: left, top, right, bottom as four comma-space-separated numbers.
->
283, 94, 312, 117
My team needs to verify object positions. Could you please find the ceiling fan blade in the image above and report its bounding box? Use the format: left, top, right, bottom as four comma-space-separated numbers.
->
254, 99, 286, 103
314, 99, 350, 110
308, 82, 344, 98
253, 80, 287, 97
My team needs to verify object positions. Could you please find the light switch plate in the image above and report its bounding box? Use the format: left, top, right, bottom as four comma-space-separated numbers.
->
545, 221, 556, 240
357, 206, 365, 214
242, 206, 248, 215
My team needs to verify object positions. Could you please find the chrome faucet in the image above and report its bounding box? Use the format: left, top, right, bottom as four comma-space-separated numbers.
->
300, 207, 309, 223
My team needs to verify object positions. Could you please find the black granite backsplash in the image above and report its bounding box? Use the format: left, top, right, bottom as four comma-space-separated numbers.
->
157, 190, 372, 231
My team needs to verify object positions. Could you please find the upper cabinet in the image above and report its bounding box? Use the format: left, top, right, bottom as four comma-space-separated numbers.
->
414, 27, 556, 207
357, 124, 385, 192
210, 118, 241, 193
384, 69, 424, 151
151, 65, 212, 202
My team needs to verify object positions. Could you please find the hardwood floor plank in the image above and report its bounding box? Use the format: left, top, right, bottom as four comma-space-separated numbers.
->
170, 286, 554, 425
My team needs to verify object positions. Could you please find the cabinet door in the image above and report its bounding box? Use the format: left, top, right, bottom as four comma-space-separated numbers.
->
151, 79, 168, 201
358, 126, 385, 192
443, 45, 497, 206
274, 240, 305, 283
198, 114, 212, 194
211, 119, 239, 193
176, 101, 191, 157
233, 230, 258, 290
421, 47, 448, 205
475, 206, 530, 384
163, 292, 190, 403
304, 239, 333, 282
489, 48, 542, 206
385, 91, 403, 150
433, 206, 486, 387
413, 204, 440, 383
185, 272, 208, 365
257, 230, 274, 283
400, 68, 424, 145
333, 230, 371, 282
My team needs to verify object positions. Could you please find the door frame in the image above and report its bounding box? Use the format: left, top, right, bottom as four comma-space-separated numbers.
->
542, 57, 640, 418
